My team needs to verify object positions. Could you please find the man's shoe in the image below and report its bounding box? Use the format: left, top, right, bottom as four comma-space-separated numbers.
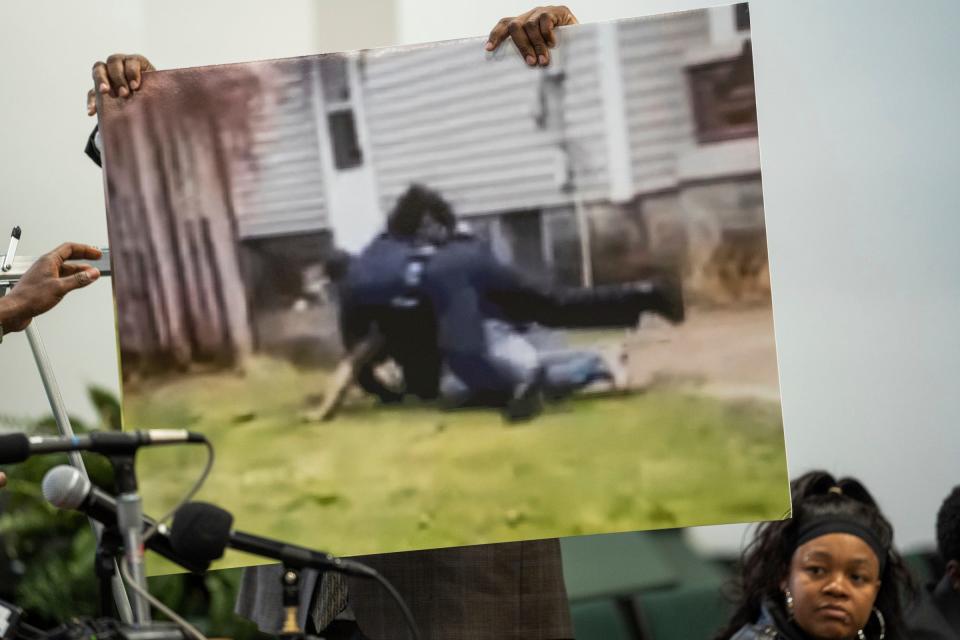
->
648, 275, 685, 325
503, 369, 545, 423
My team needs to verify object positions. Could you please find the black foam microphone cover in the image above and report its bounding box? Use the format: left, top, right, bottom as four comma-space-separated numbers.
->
170, 501, 234, 566
0, 433, 30, 464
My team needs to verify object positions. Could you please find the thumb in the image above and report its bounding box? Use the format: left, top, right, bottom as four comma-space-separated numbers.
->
60, 267, 101, 292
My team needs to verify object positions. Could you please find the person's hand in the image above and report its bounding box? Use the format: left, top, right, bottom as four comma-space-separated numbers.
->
485, 6, 578, 67
87, 53, 156, 116
0, 471, 6, 489
2, 243, 102, 332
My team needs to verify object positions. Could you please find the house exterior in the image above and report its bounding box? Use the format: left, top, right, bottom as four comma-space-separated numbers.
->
234, 4, 764, 303
103, 5, 764, 372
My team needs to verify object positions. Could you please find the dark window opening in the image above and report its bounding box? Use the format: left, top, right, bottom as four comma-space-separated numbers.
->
327, 110, 363, 169
686, 42, 758, 144
735, 3, 750, 31
500, 210, 547, 282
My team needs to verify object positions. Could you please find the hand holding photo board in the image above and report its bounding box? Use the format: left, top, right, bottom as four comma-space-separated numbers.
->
98, 5, 789, 570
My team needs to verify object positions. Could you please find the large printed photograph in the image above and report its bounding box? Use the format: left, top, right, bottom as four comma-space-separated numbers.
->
99, 5, 789, 565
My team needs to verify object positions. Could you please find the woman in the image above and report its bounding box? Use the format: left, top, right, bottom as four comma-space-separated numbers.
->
717, 471, 914, 639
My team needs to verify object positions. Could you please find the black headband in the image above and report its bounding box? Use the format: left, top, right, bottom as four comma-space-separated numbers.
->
794, 516, 888, 574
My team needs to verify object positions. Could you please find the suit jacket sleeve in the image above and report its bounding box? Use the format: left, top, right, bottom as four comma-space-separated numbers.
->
85, 125, 102, 167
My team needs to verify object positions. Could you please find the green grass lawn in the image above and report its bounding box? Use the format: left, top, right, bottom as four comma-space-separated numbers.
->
125, 357, 789, 574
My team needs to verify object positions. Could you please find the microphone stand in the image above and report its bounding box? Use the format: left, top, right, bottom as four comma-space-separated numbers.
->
279, 566, 305, 640
110, 453, 151, 625
1, 231, 132, 623
95, 526, 123, 618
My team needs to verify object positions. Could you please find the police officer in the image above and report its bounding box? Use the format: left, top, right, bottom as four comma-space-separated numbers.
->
362, 183, 686, 421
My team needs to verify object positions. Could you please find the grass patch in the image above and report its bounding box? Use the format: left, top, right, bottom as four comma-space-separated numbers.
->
125, 357, 789, 574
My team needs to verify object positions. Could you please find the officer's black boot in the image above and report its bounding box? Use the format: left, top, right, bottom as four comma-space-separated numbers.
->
503, 367, 545, 423
644, 275, 685, 325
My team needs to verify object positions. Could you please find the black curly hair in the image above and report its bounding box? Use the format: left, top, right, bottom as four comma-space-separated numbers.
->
386, 183, 456, 239
714, 471, 915, 639
936, 485, 960, 564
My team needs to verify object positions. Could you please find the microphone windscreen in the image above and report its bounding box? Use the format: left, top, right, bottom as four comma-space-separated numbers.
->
170, 502, 233, 565
0, 433, 30, 464
42, 465, 92, 509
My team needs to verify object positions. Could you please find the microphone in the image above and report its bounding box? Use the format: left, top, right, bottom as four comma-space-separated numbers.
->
0, 430, 206, 464
169, 502, 376, 578
41, 465, 211, 574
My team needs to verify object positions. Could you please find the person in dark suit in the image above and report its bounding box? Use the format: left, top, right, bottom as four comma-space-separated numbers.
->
334, 190, 449, 405
85, 8, 583, 640
907, 485, 960, 639
335, 182, 684, 421
419, 216, 683, 417
237, 538, 572, 640
323, 248, 428, 405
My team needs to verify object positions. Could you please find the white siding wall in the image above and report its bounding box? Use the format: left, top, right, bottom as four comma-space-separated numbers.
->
230, 11, 715, 238
561, 29, 610, 202
618, 10, 711, 193
233, 59, 329, 238
359, 28, 608, 217
359, 13, 713, 218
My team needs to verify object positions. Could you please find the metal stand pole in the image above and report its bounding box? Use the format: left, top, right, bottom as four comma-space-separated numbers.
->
110, 454, 151, 624
25, 323, 135, 623
1, 236, 133, 623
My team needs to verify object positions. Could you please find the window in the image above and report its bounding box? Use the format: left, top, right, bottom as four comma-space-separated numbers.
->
686, 41, 758, 144
327, 110, 363, 169
318, 55, 363, 169
734, 3, 750, 31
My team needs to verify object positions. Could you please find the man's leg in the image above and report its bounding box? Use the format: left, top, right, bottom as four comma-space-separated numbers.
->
484, 320, 545, 421
440, 320, 545, 420
511, 325, 616, 399
539, 349, 614, 399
